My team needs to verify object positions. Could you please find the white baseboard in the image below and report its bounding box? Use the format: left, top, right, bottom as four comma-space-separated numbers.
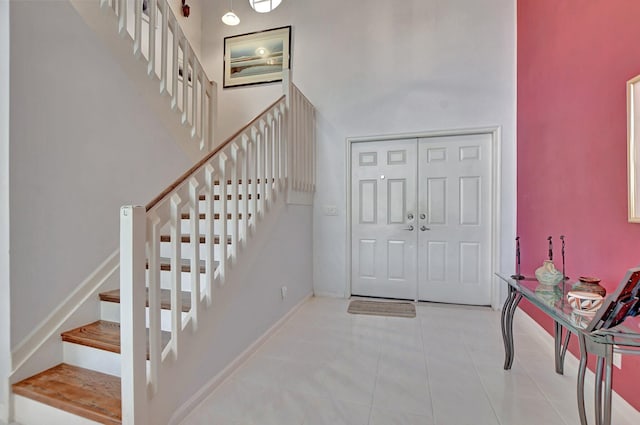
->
516, 311, 640, 421
168, 292, 313, 425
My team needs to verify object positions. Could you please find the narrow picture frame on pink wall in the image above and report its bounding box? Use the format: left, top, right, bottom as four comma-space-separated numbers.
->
627, 74, 640, 222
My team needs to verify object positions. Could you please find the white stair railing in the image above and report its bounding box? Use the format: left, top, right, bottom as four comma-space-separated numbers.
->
120, 72, 315, 424
99, 0, 215, 153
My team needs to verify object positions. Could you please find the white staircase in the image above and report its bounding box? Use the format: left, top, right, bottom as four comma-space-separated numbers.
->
8, 1, 316, 424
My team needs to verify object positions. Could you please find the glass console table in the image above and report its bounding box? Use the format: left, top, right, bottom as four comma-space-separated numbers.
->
497, 273, 640, 425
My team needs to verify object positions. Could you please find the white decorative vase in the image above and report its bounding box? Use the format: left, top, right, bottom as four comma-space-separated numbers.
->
535, 260, 564, 286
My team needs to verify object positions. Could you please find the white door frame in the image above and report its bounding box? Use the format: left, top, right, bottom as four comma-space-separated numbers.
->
346, 127, 503, 309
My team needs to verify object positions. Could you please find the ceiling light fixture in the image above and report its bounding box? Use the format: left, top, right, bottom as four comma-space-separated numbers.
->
222, 0, 240, 26
249, 0, 282, 13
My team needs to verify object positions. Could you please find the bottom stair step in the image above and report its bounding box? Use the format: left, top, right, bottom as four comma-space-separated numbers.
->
12, 363, 121, 425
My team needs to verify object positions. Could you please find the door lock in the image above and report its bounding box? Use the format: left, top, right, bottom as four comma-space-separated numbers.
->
420, 213, 426, 220
407, 213, 414, 220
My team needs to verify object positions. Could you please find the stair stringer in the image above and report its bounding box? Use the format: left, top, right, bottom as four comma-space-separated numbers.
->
68, 0, 215, 163
145, 197, 313, 425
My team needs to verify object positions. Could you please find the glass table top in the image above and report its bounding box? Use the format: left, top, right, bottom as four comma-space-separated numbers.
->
497, 273, 640, 348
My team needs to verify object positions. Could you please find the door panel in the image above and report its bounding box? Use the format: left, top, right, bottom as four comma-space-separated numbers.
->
417, 134, 492, 305
351, 139, 417, 300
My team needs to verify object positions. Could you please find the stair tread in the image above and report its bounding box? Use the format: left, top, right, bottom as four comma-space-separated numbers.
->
199, 193, 259, 201
159, 234, 231, 244
99, 288, 191, 312
61, 320, 170, 357
147, 257, 211, 273
13, 363, 122, 425
180, 212, 250, 220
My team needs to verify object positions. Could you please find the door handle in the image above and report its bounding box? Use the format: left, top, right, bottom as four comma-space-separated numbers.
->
403, 225, 415, 231
420, 226, 430, 231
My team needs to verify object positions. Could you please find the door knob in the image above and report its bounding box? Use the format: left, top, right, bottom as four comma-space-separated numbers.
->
403, 225, 415, 231
420, 226, 430, 231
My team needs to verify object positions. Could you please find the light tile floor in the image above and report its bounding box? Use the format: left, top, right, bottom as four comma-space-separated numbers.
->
180, 297, 639, 425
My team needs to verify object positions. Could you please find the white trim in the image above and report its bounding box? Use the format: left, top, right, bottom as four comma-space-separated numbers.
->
10, 250, 119, 377
168, 293, 313, 425
345, 127, 502, 308
516, 311, 640, 422
0, 0, 11, 421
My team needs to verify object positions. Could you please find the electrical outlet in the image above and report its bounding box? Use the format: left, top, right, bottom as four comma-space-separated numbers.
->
324, 205, 338, 216
281, 286, 288, 299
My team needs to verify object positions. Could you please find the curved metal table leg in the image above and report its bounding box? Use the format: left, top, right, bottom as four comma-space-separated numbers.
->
501, 288, 516, 369
595, 356, 604, 425
602, 345, 613, 425
554, 321, 572, 375
501, 287, 522, 370
577, 334, 589, 425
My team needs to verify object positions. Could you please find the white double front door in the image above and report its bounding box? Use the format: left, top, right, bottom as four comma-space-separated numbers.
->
351, 133, 493, 305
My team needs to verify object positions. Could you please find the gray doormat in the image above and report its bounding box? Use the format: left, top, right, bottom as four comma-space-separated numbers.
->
347, 300, 416, 318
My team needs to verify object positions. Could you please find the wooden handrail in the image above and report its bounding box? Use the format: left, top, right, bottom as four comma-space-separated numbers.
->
146, 95, 286, 211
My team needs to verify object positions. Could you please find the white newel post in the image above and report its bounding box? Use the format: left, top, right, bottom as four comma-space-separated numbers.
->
120, 206, 149, 425
282, 70, 293, 197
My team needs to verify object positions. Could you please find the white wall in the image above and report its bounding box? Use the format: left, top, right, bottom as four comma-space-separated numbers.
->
9, 1, 192, 347
166, 0, 202, 58
201, 0, 517, 298
154, 203, 313, 424
1, 1, 11, 420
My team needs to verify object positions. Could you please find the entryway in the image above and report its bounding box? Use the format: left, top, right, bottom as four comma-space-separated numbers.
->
349, 130, 498, 305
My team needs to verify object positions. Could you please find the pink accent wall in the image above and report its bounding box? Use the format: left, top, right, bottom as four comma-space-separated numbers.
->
518, 0, 640, 411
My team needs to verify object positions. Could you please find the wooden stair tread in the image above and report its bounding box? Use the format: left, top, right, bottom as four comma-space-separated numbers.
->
61, 320, 170, 357
12, 363, 121, 425
159, 234, 231, 244
99, 288, 191, 312
180, 212, 250, 220
146, 257, 210, 273
199, 193, 259, 201
213, 178, 274, 185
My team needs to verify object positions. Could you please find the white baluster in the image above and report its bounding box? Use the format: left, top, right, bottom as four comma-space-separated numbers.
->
273, 109, 281, 195
249, 128, 258, 229
133, 0, 142, 57
240, 135, 249, 245
188, 178, 200, 330
199, 74, 206, 150
267, 114, 274, 203
204, 164, 216, 304
147, 212, 161, 395
169, 194, 182, 356
147, 0, 157, 76
160, 2, 169, 94
218, 153, 228, 284
191, 62, 198, 138
181, 41, 190, 124
258, 123, 266, 216
229, 144, 240, 262
118, 0, 127, 36
171, 18, 180, 110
